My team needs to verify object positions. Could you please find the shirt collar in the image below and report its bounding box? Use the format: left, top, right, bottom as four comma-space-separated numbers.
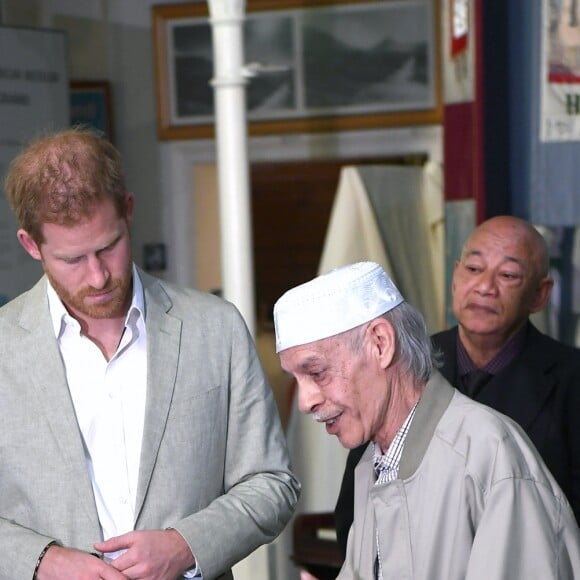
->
457, 323, 527, 376
373, 401, 418, 462
47, 264, 145, 339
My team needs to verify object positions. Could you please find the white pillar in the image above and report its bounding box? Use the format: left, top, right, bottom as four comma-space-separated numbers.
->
207, 0, 256, 337
207, 1, 270, 575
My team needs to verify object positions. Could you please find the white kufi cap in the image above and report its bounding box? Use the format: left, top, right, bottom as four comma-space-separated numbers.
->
273, 261, 404, 352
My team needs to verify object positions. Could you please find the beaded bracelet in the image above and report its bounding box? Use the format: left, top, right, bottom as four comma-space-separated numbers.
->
33, 542, 56, 580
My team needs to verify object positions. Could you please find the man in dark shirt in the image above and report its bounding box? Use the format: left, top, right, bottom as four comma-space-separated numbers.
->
335, 215, 580, 556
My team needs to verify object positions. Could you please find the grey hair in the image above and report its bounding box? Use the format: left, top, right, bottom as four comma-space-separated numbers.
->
382, 301, 441, 382
347, 301, 441, 382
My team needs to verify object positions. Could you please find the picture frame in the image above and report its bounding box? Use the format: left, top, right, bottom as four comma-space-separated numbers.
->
152, 0, 441, 140
69, 80, 114, 142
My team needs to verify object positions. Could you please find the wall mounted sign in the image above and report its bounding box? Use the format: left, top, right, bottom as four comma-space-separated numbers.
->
0, 26, 68, 300
541, 0, 580, 141
70, 80, 114, 142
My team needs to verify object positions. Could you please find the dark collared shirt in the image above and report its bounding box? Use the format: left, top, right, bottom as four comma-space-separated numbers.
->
457, 324, 527, 379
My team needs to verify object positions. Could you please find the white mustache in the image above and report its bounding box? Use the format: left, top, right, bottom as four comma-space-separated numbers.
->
312, 411, 340, 423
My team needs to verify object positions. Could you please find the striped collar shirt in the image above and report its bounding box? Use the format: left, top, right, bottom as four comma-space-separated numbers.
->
457, 323, 527, 377
373, 402, 418, 485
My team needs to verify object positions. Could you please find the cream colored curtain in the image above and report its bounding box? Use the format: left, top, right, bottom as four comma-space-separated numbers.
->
319, 163, 445, 333
317, 166, 394, 274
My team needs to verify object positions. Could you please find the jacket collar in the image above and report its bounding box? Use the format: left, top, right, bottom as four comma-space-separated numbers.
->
358, 372, 455, 481
432, 323, 560, 433
17, 277, 102, 534
133, 268, 182, 522
398, 371, 454, 479
476, 324, 559, 431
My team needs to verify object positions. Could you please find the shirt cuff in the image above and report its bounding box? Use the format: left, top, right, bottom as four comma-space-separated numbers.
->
183, 562, 203, 578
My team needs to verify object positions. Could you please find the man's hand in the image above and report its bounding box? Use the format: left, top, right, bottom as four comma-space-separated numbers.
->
36, 544, 129, 580
94, 529, 195, 580
300, 571, 320, 580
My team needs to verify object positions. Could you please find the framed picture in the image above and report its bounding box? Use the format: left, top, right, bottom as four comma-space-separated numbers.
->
152, 0, 441, 140
70, 80, 114, 142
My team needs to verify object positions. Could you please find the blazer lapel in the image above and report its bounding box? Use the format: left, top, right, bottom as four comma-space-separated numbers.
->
476, 326, 557, 433
134, 272, 181, 521
19, 278, 102, 531
432, 325, 556, 434
431, 328, 458, 386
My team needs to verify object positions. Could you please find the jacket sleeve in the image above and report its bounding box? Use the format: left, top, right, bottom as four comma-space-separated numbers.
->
334, 444, 367, 559
561, 356, 580, 524
464, 465, 580, 578
0, 520, 58, 579
171, 303, 301, 579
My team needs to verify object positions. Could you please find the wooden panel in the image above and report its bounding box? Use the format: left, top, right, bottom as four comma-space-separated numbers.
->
251, 155, 425, 327
293, 512, 343, 579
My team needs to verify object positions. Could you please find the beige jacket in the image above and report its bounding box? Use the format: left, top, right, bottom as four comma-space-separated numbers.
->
340, 372, 580, 579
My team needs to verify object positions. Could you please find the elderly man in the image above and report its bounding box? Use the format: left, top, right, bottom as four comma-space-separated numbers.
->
274, 261, 580, 580
335, 216, 580, 556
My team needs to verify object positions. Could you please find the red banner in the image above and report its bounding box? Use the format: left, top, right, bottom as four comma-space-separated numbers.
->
450, 0, 469, 58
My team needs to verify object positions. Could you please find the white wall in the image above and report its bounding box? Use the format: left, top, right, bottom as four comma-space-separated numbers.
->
0, 0, 188, 276
161, 125, 443, 289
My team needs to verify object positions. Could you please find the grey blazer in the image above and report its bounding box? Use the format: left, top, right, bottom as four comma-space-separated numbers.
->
0, 270, 300, 579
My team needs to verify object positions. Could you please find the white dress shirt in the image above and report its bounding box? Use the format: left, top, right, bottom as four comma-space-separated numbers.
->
48, 266, 147, 560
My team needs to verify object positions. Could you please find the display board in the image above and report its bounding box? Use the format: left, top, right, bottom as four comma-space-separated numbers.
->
0, 26, 69, 304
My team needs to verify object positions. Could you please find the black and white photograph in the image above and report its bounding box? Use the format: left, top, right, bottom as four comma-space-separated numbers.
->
169, 13, 296, 125
153, 0, 440, 139
245, 14, 296, 116
302, 1, 435, 113
170, 20, 213, 122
